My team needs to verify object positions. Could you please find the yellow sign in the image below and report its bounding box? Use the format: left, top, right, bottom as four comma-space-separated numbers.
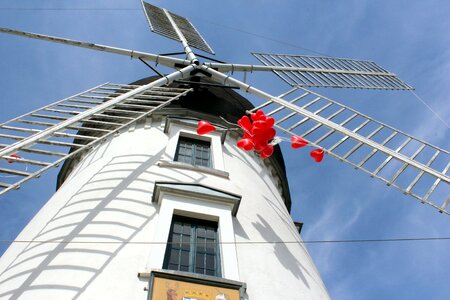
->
150, 276, 240, 300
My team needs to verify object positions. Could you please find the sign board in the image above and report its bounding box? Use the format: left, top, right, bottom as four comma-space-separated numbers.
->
147, 270, 245, 300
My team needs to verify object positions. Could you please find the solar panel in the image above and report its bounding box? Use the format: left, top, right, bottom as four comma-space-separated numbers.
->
252, 53, 413, 90
142, 1, 214, 54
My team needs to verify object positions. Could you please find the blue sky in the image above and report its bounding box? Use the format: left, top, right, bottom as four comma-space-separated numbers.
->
0, 0, 449, 299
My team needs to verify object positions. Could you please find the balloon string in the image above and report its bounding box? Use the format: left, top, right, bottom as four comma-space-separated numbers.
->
218, 116, 320, 149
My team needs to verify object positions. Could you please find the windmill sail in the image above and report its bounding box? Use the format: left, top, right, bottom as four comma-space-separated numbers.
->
252, 53, 413, 90
0, 2, 447, 215
141, 1, 214, 55
261, 88, 448, 213
0, 77, 193, 196
202, 66, 449, 214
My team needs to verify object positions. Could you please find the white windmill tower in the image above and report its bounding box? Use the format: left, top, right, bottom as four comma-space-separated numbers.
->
0, 1, 448, 299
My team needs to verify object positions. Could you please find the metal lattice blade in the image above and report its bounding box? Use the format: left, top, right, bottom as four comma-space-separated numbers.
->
0, 83, 192, 196
252, 53, 413, 90
250, 87, 449, 214
142, 1, 214, 54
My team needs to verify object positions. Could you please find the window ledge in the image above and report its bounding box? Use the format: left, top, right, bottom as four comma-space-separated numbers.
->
157, 160, 230, 179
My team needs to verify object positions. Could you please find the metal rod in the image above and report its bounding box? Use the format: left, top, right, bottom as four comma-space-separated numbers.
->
0, 125, 97, 141
0, 168, 31, 177
0, 86, 192, 197
275, 97, 320, 124
0, 83, 108, 127
0, 157, 51, 167
163, 9, 198, 64
0, 27, 189, 69
0, 65, 197, 158
358, 132, 398, 168
294, 103, 334, 136
310, 108, 351, 143
423, 162, 450, 202
388, 144, 426, 186
342, 125, 384, 159
373, 138, 412, 176
0, 143, 66, 157
204, 62, 398, 77
405, 150, 441, 193
201, 65, 449, 184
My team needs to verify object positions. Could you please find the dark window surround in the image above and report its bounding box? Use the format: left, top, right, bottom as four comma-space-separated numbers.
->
163, 215, 221, 277
174, 136, 211, 168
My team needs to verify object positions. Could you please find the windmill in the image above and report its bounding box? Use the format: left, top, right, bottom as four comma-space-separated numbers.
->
0, 1, 448, 298
0, 2, 448, 214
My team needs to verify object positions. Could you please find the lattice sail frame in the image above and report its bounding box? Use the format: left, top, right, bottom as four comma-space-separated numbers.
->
0, 2, 448, 215
254, 87, 449, 212
200, 66, 449, 214
252, 53, 413, 90
141, 0, 215, 55
0, 74, 194, 196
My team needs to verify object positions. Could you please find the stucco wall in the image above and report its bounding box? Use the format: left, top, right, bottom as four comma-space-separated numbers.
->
0, 116, 329, 300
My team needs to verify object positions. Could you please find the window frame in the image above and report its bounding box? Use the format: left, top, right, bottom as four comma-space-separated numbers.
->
146, 182, 241, 281
174, 136, 212, 168
163, 118, 226, 172
163, 215, 221, 277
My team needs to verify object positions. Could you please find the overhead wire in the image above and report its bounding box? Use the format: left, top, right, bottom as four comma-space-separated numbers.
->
0, 237, 449, 246
409, 90, 449, 129
0, 8, 140, 11
0, 6, 329, 56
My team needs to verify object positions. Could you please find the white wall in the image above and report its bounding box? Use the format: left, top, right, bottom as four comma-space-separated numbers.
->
0, 116, 330, 300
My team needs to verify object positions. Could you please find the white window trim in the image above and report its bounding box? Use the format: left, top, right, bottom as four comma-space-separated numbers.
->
162, 118, 226, 172
146, 183, 241, 281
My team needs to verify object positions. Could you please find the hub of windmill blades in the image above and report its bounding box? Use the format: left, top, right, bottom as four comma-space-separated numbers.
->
0, 1, 448, 215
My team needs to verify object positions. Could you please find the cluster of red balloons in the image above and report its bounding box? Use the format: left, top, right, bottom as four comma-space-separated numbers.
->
235, 110, 276, 159
196, 110, 325, 162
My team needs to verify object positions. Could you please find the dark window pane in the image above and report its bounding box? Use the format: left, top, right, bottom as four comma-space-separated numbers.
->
181, 236, 191, 250
197, 227, 205, 238
180, 265, 189, 272
172, 233, 181, 245
196, 239, 205, 252
205, 240, 215, 254
206, 228, 215, 239
169, 249, 179, 264
163, 215, 220, 277
196, 253, 204, 268
175, 137, 211, 167
206, 254, 215, 269
182, 224, 191, 235
173, 223, 182, 234
180, 251, 190, 266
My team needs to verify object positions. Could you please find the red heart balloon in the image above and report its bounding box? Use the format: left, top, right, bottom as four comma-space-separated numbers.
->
252, 120, 268, 129
265, 117, 275, 128
238, 115, 253, 134
291, 136, 308, 149
260, 145, 274, 159
251, 109, 266, 122
197, 121, 216, 135
310, 149, 325, 162
252, 127, 276, 141
253, 139, 268, 152
237, 138, 254, 151
7, 153, 21, 163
